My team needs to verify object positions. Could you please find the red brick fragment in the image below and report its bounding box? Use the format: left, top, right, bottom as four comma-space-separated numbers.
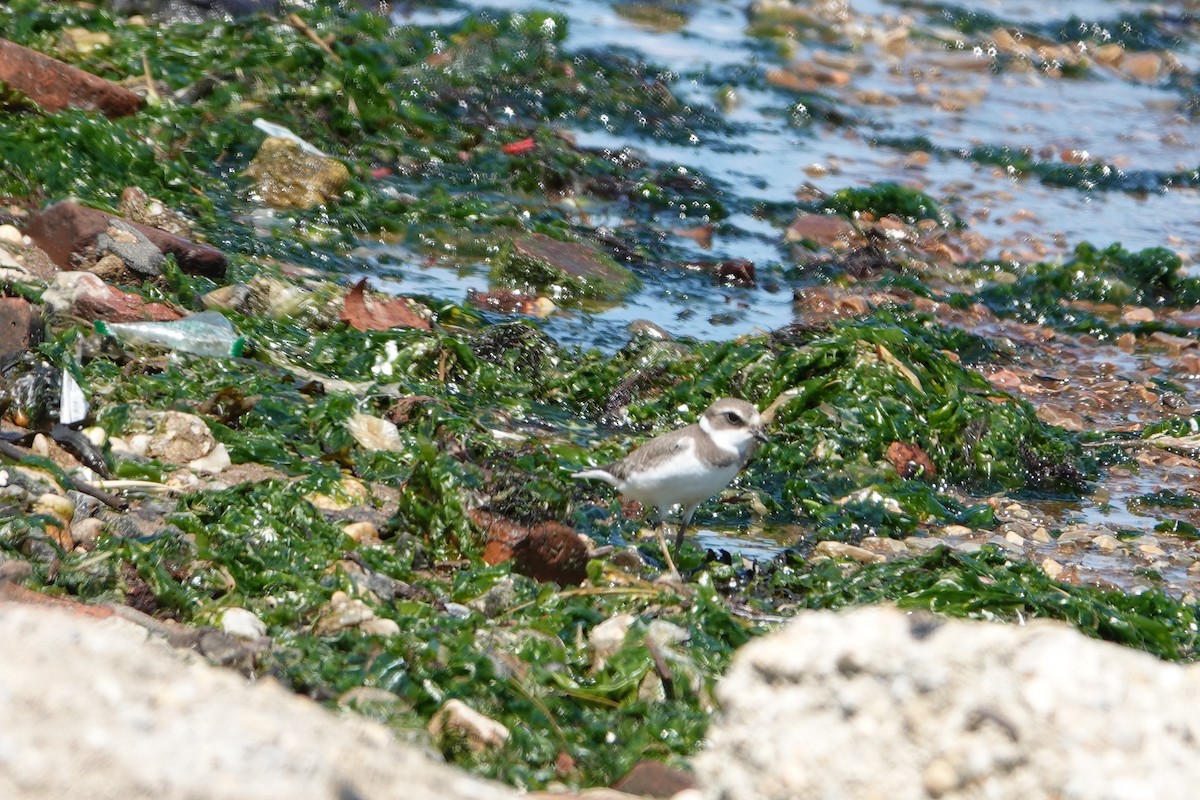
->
0, 297, 42, 360
0, 37, 143, 118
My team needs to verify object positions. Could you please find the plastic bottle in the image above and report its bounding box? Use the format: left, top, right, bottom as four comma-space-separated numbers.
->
95, 310, 246, 358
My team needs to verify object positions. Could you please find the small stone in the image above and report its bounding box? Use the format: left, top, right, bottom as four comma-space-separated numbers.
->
188, 442, 231, 475
428, 699, 509, 751
304, 476, 369, 511
813, 540, 885, 564
1056, 528, 1095, 547
0, 297, 41, 362
442, 602, 472, 619
244, 137, 351, 210
904, 536, 947, 552
1138, 543, 1167, 557
70, 517, 104, 550
1123, 51, 1163, 82
1031, 527, 1052, 544
1004, 531, 1027, 547
859, 536, 909, 554
343, 521, 382, 546
590, 613, 636, 665
1093, 43, 1125, 67
646, 619, 690, 648
41, 271, 183, 323
313, 590, 376, 635
1116, 332, 1137, 352
0, 224, 23, 246
987, 535, 1023, 554
785, 213, 855, 247
358, 617, 401, 637
941, 524, 973, 537
1041, 558, 1064, 579
1092, 534, 1121, 553
466, 576, 517, 618
923, 758, 959, 797
613, 761, 697, 797
219, 607, 267, 641
95, 219, 165, 277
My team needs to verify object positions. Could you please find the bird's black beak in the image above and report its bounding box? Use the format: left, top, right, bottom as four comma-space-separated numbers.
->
753, 427, 769, 443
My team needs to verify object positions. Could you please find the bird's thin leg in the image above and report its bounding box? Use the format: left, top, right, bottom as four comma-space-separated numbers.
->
674, 505, 698, 554
655, 526, 679, 578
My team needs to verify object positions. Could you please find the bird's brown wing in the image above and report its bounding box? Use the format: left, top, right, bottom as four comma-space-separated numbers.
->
604, 426, 695, 480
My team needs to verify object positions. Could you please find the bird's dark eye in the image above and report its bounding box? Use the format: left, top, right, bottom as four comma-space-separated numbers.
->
725, 411, 742, 424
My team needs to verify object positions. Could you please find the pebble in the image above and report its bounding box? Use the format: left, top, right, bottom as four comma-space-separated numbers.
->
905, 536, 947, 552
1031, 527, 1052, 544
923, 757, 959, 797
0, 224, 24, 246
1092, 535, 1121, 554
428, 699, 510, 751
1138, 544, 1167, 558
359, 617, 400, 637
940, 524, 973, 537
987, 535, 1022, 555
590, 613, 636, 664
1056, 528, 1095, 547
1123, 51, 1163, 82
812, 541, 886, 564
1041, 558, 1064, 579
342, 521, 382, 546
219, 607, 267, 641
1004, 531, 1027, 547
70, 518, 103, 550
859, 536, 910, 554
313, 591, 375, 635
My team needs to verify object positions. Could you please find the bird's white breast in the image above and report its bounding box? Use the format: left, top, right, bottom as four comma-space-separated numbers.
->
616, 436, 741, 513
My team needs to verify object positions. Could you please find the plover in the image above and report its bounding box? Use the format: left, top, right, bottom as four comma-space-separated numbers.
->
572, 397, 767, 572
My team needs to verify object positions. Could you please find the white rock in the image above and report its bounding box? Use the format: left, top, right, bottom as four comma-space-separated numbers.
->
694, 606, 1200, 800
41, 271, 110, 313
0, 224, 23, 245
218, 607, 267, 641
188, 442, 231, 475
359, 618, 400, 637
427, 699, 509, 751
0, 603, 513, 799
347, 413, 406, 453
589, 613, 635, 666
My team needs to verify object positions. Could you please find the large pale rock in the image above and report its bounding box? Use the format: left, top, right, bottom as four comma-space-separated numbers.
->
0, 603, 510, 800
695, 606, 1200, 800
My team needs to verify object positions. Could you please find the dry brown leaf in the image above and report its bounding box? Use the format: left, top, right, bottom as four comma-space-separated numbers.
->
340, 278, 430, 332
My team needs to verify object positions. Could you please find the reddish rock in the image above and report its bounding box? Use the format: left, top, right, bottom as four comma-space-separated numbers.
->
886, 441, 937, 479
0, 297, 42, 360
24, 201, 227, 279
473, 510, 589, 586
45, 272, 183, 323
612, 761, 697, 797
785, 213, 856, 248
0, 38, 143, 118
713, 259, 756, 288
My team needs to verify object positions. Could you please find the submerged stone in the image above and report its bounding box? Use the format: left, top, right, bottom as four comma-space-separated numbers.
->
490, 233, 640, 304
244, 136, 351, 210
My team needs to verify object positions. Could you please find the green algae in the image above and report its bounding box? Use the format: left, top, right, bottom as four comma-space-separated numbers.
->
972, 242, 1200, 336
822, 182, 959, 228
751, 545, 1200, 660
